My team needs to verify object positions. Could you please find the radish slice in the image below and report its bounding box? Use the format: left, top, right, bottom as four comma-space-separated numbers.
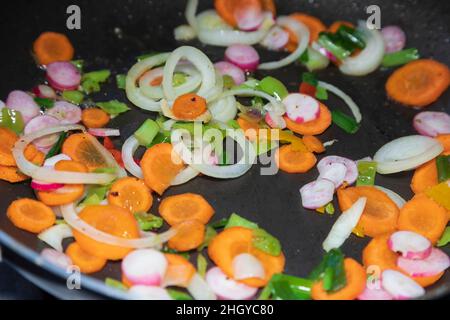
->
45, 101, 82, 125
260, 26, 290, 51
322, 197, 367, 252
413, 111, 450, 137
225, 44, 260, 71
318, 162, 347, 188
37, 224, 73, 252
317, 156, 358, 185
32, 85, 57, 99
31, 180, 64, 192
358, 285, 394, 300
206, 267, 258, 300
232, 253, 265, 280
388, 231, 432, 260
187, 273, 217, 300
46, 61, 81, 91
43, 154, 71, 167
381, 26, 406, 53
397, 248, 450, 277
265, 111, 287, 129
88, 128, 121, 137
299, 178, 335, 209
381, 270, 425, 300
121, 249, 168, 286
40, 248, 72, 269
128, 285, 172, 300
24, 115, 60, 148
234, 6, 264, 31
5, 90, 41, 123
283, 93, 320, 124
214, 61, 246, 85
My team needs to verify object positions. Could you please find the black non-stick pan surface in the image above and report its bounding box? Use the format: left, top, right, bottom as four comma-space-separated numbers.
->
0, 0, 449, 299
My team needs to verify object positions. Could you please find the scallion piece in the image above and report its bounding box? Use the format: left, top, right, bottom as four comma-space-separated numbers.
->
437, 227, 450, 247
337, 25, 366, 49
252, 228, 282, 256
302, 72, 319, 87
318, 33, 352, 60
436, 155, 450, 183
225, 213, 259, 229
81, 69, 111, 94
116, 74, 126, 89
34, 97, 54, 109
134, 119, 159, 146
134, 212, 163, 231
0, 108, 25, 134
309, 248, 346, 292
97, 100, 130, 115
259, 76, 289, 100
198, 225, 217, 251
331, 109, 360, 134
70, 60, 84, 72
167, 289, 193, 300
210, 218, 229, 229
262, 274, 313, 300
197, 253, 208, 278
45, 132, 67, 159
356, 161, 377, 186
315, 86, 328, 101
62, 90, 84, 104
381, 48, 420, 67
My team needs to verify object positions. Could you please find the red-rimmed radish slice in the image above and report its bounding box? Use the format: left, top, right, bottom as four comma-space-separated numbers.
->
40, 248, 72, 269
128, 285, 172, 300
46, 61, 81, 91
121, 249, 167, 287
397, 248, 450, 278
24, 115, 60, 148
5, 90, 41, 123
299, 178, 335, 209
45, 101, 82, 124
317, 156, 358, 185
43, 154, 71, 167
205, 267, 258, 300
413, 111, 450, 137
214, 61, 246, 85
388, 231, 432, 260
234, 6, 264, 31
283, 93, 320, 124
261, 26, 290, 51
265, 111, 287, 129
232, 253, 265, 280
225, 44, 260, 72
381, 26, 406, 53
318, 162, 347, 188
32, 84, 57, 99
381, 270, 425, 300
88, 128, 120, 137
31, 180, 64, 192
357, 285, 394, 300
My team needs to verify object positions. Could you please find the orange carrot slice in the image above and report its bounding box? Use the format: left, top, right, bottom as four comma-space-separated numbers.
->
386, 59, 450, 108
0, 128, 20, 166
163, 253, 196, 288
436, 134, 450, 152
290, 13, 326, 44
168, 219, 205, 252
214, 0, 263, 27
172, 93, 207, 120
7, 198, 56, 233
81, 108, 110, 129
159, 193, 215, 226
237, 117, 260, 141
33, 32, 74, 65
66, 242, 107, 274
62, 133, 109, 171
303, 135, 325, 153
275, 145, 317, 173
107, 177, 153, 213
410, 152, 450, 194
284, 103, 332, 135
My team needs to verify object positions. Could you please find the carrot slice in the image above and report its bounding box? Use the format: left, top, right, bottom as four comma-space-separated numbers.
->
172, 93, 207, 120
311, 258, 366, 300
237, 117, 260, 141
37, 160, 88, 206
328, 21, 355, 33
72, 205, 140, 260
398, 194, 448, 244
337, 186, 400, 237
7, 198, 56, 233
290, 13, 326, 44
410, 153, 450, 194
284, 103, 332, 135
260, 0, 276, 16
386, 59, 450, 108
208, 226, 285, 288
107, 177, 153, 213
66, 242, 107, 274
81, 108, 110, 129
275, 144, 317, 173
303, 135, 325, 153
163, 253, 196, 288
0, 165, 30, 183
0, 128, 19, 166
436, 134, 450, 152
62, 133, 109, 171
159, 193, 215, 226
140, 143, 185, 195
33, 32, 74, 65
168, 220, 205, 252
214, 0, 263, 27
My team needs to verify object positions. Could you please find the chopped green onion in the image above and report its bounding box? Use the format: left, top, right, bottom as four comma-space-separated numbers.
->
436, 155, 450, 183
381, 48, 420, 68
81, 70, 111, 94
356, 161, 377, 186
133, 212, 163, 231
0, 108, 25, 134
173, 72, 187, 87
134, 119, 160, 146
302, 72, 319, 87
105, 277, 127, 291
264, 274, 313, 300
96, 100, 130, 115
300, 47, 330, 72
259, 76, 289, 100
210, 218, 229, 229
233, 78, 260, 90
336, 25, 366, 49
197, 253, 208, 278
222, 75, 236, 90
227, 119, 240, 130
252, 228, 282, 256
225, 213, 259, 230
62, 90, 84, 104
70, 60, 84, 72
318, 33, 352, 60
257, 283, 273, 300
315, 86, 328, 101
167, 289, 193, 300
55, 219, 66, 225
331, 109, 360, 134
80, 184, 111, 206
325, 202, 335, 215
198, 225, 217, 251
309, 248, 346, 292
34, 97, 54, 109
116, 74, 126, 90
437, 227, 450, 247
45, 132, 67, 159
251, 96, 264, 109
147, 131, 171, 148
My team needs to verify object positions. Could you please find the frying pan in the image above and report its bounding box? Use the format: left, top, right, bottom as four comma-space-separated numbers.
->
0, 0, 449, 300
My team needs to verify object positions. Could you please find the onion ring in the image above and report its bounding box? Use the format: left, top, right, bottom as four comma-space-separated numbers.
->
122, 135, 143, 179
318, 81, 362, 123
219, 88, 286, 115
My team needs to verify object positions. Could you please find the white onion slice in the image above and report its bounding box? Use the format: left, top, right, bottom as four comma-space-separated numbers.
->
174, 24, 197, 41
209, 96, 238, 123
187, 273, 217, 300
322, 197, 367, 252
373, 135, 443, 174
12, 125, 117, 184
171, 166, 199, 186
128, 285, 173, 300
318, 81, 362, 123
122, 135, 143, 179
38, 224, 73, 252
258, 16, 309, 70
339, 21, 385, 76
185, 0, 200, 31
219, 88, 285, 115
232, 253, 265, 280
374, 185, 406, 208
61, 203, 176, 248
